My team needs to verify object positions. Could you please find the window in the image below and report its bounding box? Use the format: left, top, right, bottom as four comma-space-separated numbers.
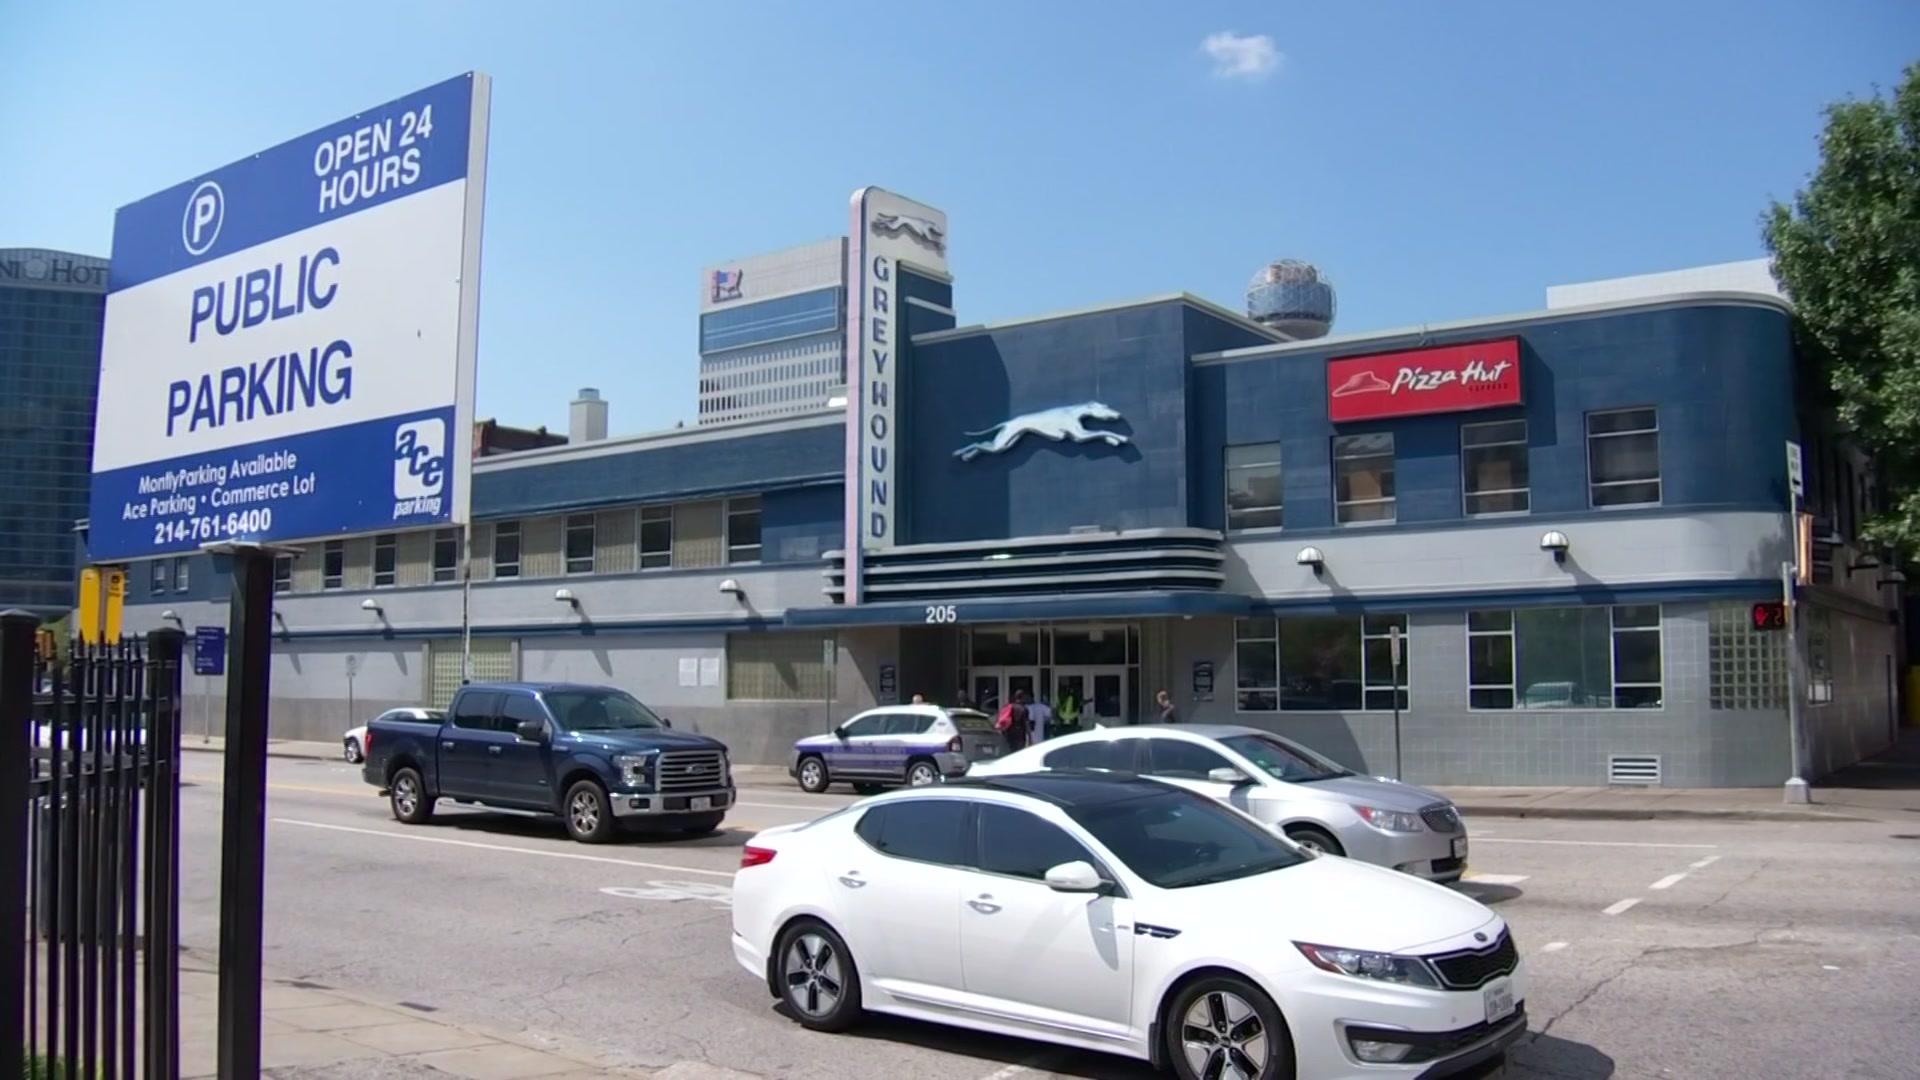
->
639, 506, 672, 569
432, 529, 459, 584
272, 555, 293, 594
854, 800, 969, 866
322, 541, 345, 590
545, 690, 664, 732
976, 805, 1103, 882
1333, 433, 1395, 524
1219, 733, 1352, 783
727, 496, 762, 564
451, 691, 500, 730
1144, 739, 1234, 781
1066, 788, 1306, 889
1225, 443, 1283, 530
1236, 614, 1408, 712
173, 557, 190, 593
726, 631, 830, 700
1043, 739, 1140, 772
1462, 419, 1529, 515
1467, 605, 1663, 710
492, 521, 521, 579
150, 560, 166, 597
565, 514, 596, 574
372, 534, 397, 588
1587, 408, 1660, 507
1708, 603, 1786, 710
500, 694, 551, 735
1804, 607, 1835, 705
880, 712, 934, 736
838, 713, 886, 738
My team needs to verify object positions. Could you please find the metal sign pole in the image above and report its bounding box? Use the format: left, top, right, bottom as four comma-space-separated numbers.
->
1389, 626, 1404, 781
1783, 560, 1811, 804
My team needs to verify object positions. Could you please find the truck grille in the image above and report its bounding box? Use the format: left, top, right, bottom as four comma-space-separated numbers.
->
657, 750, 727, 793
1427, 930, 1518, 990
1420, 804, 1462, 834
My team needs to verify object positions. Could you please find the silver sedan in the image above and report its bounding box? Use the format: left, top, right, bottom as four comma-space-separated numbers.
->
966, 723, 1469, 882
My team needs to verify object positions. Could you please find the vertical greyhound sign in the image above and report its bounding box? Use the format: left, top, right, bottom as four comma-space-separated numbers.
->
843, 187, 948, 603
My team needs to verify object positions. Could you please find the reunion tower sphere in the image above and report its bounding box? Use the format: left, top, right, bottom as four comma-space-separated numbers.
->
1246, 259, 1336, 340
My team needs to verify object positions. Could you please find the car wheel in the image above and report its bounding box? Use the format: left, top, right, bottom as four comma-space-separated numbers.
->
1166, 974, 1292, 1080
775, 919, 863, 1033
1286, 825, 1344, 857
905, 759, 940, 787
389, 767, 434, 825
796, 755, 831, 794
563, 780, 615, 844
675, 812, 727, 837
851, 782, 887, 796
343, 737, 362, 764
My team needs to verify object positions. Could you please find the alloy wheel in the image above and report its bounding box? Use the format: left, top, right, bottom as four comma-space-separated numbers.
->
800, 760, 825, 789
784, 933, 844, 1017
570, 791, 600, 834
907, 763, 937, 787
1181, 990, 1268, 1080
393, 775, 418, 817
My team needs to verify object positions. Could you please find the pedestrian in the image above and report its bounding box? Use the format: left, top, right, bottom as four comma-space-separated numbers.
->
910, 693, 926, 705
956, 688, 975, 710
997, 690, 1032, 752
1027, 694, 1055, 743
1155, 689, 1180, 724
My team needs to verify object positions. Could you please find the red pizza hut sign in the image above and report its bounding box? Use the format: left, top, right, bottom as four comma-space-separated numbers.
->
1327, 338, 1523, 422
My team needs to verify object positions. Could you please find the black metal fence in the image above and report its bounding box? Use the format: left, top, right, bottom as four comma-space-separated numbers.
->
3, 613, 184, 1079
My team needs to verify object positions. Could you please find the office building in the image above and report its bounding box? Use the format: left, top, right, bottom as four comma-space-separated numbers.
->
697, 238, 849, 425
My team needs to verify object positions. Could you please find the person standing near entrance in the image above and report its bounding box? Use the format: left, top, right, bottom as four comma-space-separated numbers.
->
1027, 695, 1055, 743
1155, 689, 1181, 723
998, 691, 1032, 752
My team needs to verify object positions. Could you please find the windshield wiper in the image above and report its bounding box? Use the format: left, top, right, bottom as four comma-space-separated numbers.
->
1172, 861, 1291, 888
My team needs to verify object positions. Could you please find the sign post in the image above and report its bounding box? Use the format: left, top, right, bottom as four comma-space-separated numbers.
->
1783, 441, 1811, 805
194, 625, 227, 743
1389, 625, 1404, 780
87, 72, 492, 1078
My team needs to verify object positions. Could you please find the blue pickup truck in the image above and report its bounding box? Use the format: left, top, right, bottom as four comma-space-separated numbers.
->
361, 682, 734, 843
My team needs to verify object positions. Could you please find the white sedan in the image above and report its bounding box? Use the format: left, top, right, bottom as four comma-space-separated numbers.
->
732, 772, 1526, 1079
343, 707, 443, 763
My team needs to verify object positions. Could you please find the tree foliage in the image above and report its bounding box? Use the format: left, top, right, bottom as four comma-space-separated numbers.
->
1765, 62, 1920, 555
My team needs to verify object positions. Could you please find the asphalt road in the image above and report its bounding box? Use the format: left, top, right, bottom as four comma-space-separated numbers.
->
174, 752, 1920, 1079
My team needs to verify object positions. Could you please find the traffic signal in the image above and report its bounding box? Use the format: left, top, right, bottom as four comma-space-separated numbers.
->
1751, 602, 1788, 631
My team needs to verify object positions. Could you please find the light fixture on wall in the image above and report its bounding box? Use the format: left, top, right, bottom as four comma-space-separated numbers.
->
553, 587, 579, 609
1296, 546, 1326, 577
160, 609, 182, 626
1539, 530, 1571, 565
359, 598, 383, 616
718, 579, 744, 600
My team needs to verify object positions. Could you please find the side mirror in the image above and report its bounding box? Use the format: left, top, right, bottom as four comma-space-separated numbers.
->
661, 717, 672, 728
1209, 766, 1253, 786
1043, 860, 1105, 893
514, 719, 546, 743
833, 727, 850, 740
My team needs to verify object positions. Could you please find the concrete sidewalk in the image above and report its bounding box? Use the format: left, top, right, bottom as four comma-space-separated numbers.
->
178, 951, 754, 1078
184, 732, 1920, 823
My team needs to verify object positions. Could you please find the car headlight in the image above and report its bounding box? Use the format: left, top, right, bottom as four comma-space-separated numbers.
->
1355, 805, 1423, 833
613, 752, 658, 789
1295, 942, 1440, 988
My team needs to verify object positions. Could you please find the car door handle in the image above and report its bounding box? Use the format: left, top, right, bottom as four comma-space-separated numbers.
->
837, 873, 867, 889
442, 741, 457, 751
487, 746, 502, 756
967, 896, 1001, 915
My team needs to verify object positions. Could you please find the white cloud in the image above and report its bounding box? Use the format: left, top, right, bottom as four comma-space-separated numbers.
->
1201, 31, 1281, 81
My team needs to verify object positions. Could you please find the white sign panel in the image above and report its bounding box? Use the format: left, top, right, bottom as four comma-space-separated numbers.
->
698, 237, 844, 314
87, 73, 491, 561
1785, 440, 1805, 500
843, 188, 948, 603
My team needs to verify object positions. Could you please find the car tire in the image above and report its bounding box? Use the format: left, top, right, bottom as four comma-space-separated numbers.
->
1164, 974, 1293, 1080
851, 782, 887, 796
774, 919, 863, 1033
389, 767, 434, 825
1285, 825, 1344, 857
796, 755, 831, 794
343, 737, 362, 764
905, 759, 940, 787
675, 812, 727, 836
563, 779, 615, 844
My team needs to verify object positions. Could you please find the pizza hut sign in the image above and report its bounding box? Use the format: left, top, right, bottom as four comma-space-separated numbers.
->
1327, 338, 1523, 422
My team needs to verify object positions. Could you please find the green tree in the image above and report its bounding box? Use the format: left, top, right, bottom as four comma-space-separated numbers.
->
1765, 62, 1920, 555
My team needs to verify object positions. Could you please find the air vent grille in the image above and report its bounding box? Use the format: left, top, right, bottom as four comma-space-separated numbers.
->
1607, 754, 1661, 786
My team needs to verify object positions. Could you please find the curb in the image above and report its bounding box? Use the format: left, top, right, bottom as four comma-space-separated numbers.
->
1455, 803, 1869, 823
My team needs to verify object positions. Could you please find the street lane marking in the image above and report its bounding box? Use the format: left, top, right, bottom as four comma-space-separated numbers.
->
1649, 873, 1688, 891
272, 818, 735, 878
1478, 838, 1716, 850
1602, 898, 1641, 916
1461, 873, 1530, 886
185, 775, 372, 798
1541, 941, 1569, 953
1689, 854, 1722, 870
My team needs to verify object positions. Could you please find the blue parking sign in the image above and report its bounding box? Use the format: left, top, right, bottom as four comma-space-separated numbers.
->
193, 626, 226, 676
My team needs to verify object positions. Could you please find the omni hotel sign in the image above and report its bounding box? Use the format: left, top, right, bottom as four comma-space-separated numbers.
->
0, 248, 111, 293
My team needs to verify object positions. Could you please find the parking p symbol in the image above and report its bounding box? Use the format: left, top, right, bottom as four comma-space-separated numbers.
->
181, 181, 225, 256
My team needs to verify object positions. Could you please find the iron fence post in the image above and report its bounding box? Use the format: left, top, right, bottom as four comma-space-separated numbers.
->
147, 626, 185, 1079
216, 546, 275, 1078
0, 609, 38, 1067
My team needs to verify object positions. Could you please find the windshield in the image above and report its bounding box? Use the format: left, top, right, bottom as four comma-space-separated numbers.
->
545, 691, 665, 733
948, 710, 997, 734
1220, 733, 1352, 783
1066, 787, 1307, 889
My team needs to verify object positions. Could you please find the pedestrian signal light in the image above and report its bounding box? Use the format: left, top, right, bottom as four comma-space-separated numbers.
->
1751, 602, 1788, 631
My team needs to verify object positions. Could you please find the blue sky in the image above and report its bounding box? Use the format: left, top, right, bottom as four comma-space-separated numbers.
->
4, 1, 1913, 436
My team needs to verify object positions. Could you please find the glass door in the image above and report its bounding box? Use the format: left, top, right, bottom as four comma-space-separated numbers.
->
970, 669, 1038, 715
1056, 668, 1129, 727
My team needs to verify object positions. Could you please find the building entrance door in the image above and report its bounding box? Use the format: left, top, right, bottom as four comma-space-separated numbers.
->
1054, 668, 1127, 729
970, 668, 1038, 715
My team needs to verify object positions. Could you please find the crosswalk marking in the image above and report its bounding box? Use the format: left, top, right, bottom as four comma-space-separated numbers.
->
1461, 872, 1530, 886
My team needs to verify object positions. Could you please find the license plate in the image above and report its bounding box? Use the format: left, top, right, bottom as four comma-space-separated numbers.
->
1452, 837, 1468, 861
690, 797, 711, 811
1483, 977, 1515, 1025
978, 746, 997, 756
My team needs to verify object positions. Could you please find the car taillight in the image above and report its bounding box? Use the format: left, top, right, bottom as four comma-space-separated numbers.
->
948, 736, 963, 753
741, 845, 777, 869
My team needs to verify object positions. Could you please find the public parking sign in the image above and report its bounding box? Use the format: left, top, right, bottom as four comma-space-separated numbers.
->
193, 626, 227, 676
86, 74, 492, 561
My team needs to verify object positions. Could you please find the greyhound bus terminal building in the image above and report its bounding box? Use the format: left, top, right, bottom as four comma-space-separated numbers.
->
106, 199, 1904, 789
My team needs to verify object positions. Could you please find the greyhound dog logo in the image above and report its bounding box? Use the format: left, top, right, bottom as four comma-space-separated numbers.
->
954, 403, 1130, 462
870, 212, 947, 255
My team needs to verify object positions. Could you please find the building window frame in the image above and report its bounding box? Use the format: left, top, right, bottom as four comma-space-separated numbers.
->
172, 557, 189, 593
564, 513, 596, 575
1461, 418, 1530, 517
372, 533, 397, 588
322, 541, 345, 591
1587, 407, 1662, 509
431, 529, 459, 584
727, 496, 763, 565
1466, 604, 1665, 711
272, 555, 293, 594
1233, 613, 1409, 713
492, 521, 522, 579
1332, 432, 1396, 525
1224, 442, 1284, 531
639, 505, 673, 570
150, 560, 167, 597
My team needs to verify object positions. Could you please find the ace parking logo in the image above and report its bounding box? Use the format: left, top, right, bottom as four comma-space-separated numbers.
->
393, 417, 446, 519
